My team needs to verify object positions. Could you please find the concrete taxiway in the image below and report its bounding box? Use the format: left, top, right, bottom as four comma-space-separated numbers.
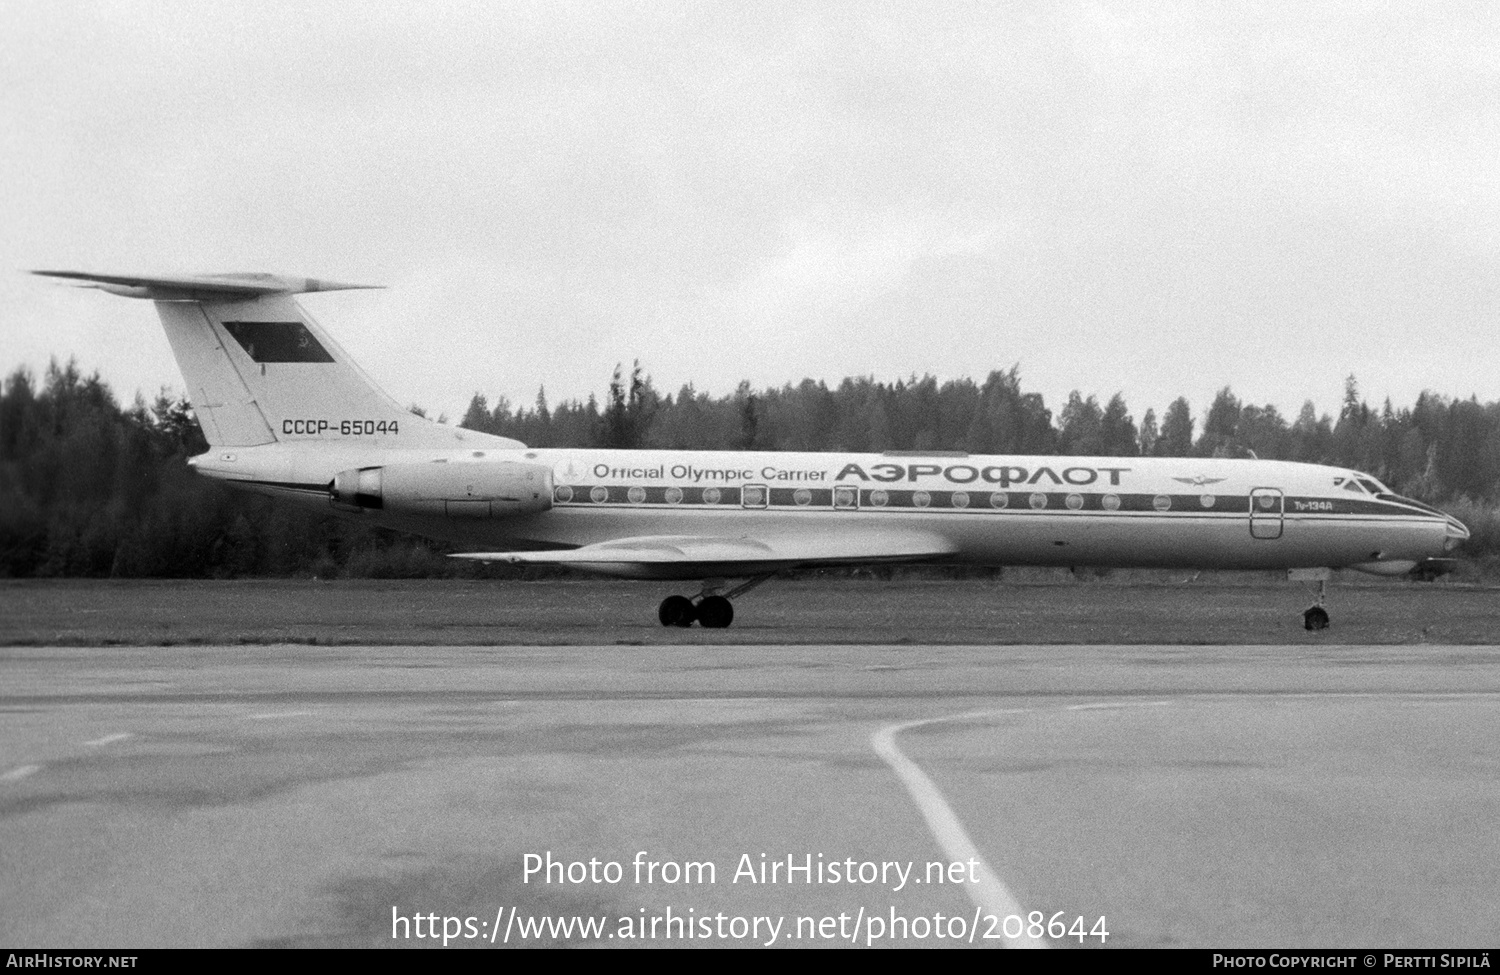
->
2, 643, 1498, 948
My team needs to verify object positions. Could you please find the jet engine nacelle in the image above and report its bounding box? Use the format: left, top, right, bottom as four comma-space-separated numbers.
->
331, 461, 553, 518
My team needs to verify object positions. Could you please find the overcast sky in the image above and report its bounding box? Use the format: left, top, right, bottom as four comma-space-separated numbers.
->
3, 1, 1497, 428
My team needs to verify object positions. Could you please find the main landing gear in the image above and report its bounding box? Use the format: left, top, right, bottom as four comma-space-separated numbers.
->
657, 574, 775, 629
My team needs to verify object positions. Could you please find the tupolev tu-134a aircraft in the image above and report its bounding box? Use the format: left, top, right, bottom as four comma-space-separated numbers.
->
36, 270, 1470, 630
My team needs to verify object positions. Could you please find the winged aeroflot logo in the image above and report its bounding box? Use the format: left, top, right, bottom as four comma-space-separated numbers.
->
1173, 475, 1227, 487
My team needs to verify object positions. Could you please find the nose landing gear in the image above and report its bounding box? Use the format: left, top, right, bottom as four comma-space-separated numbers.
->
1291, 569, 1333, 630
1303, 604, 1331, 630
656, 574, 774, 629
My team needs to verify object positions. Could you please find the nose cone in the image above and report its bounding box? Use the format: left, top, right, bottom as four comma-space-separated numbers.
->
1445, 514, 1470, 550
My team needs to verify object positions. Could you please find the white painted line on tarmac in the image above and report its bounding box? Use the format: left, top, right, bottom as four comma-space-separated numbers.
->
1067, 701, 1171, 711
84, 732, 133, 747
872, 710, 1047, 949
246, 711, 312, 720
1, 765, 41, 783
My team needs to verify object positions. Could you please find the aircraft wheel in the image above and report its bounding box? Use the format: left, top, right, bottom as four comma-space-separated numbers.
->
696, 595, 734, 629
1303, 606, 1330, 631
658, 595, 696, 627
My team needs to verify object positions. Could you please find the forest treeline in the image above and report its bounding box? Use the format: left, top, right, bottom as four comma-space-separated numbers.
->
3, 358, 1498, 578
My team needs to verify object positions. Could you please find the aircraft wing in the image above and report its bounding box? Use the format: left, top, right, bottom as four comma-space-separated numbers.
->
452, 532, 959, 579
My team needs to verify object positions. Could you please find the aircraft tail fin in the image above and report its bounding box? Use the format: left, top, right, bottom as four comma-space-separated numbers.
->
33, 271, 521, 451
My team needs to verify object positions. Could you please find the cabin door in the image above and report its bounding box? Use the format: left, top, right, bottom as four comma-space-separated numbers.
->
1249, 488, 1284, 539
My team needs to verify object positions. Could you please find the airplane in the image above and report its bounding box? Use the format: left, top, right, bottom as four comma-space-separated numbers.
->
34, 270, 1470, 630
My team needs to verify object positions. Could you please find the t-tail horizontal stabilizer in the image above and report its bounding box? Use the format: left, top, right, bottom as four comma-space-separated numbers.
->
31, 270, 382, 300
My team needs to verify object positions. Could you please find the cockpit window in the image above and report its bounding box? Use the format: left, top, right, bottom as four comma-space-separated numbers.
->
1340, 473, 1391, 495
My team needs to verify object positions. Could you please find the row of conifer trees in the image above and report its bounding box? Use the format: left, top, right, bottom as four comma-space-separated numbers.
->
3, 359, 1496, 578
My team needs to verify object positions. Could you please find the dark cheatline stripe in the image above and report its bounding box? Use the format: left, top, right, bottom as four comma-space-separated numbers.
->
547, 485, 1446, 522
556, 485, 1209, 512
561, 484, 745, 506
769, 487, 833, 507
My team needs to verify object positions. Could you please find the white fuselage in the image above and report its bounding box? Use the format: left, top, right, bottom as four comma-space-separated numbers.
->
191, 442, 1467, 579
